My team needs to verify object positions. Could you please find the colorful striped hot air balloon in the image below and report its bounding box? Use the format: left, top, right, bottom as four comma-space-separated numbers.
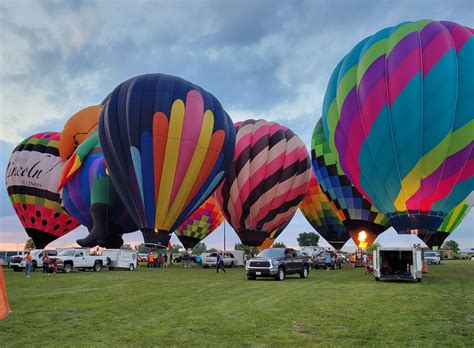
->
323, 20, 474, 239
215, 119, 312, 246
312, 119, 390, 247
258, 213, 294, 251
427, 192, 473, 249
99, 74, 235, 247
5, 132, 80, 248
299, 171, 350, 250
174, 196, 224, 250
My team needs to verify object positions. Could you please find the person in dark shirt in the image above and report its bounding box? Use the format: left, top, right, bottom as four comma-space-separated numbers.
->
216, 253, 226, 273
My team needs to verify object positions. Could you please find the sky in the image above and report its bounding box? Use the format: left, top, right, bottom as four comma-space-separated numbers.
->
0, 0, 473, 251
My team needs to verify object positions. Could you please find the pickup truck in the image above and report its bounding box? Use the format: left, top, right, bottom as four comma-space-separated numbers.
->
9, 249, 57, 272
245, 248, 311, 281
54, 248, 109, 273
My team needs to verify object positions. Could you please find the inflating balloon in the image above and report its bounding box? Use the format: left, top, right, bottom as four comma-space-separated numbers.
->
215, 119, 312, 246
299, 171, 349, 250
323, 20, 474, 239
426, 192, 473, 249
174, 196, 224, 250
60, 131, 138, 248
5, 132, 80, 248
312, 119, 389, 247
99, 74, 235, 247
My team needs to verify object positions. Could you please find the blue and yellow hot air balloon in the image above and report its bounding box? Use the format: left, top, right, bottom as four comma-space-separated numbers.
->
98, 74, 235, 247
323, 20, 474, 241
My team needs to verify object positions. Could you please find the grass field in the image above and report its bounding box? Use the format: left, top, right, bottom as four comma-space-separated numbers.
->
1, 260, 473, 347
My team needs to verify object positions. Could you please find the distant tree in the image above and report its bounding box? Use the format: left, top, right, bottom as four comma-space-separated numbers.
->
120, 244, 133, 250
208, 248, 219, 253
297, 232, 319, 247
272, 242, 286, 248
442, 240, 460, 254
192, 242, 207, 255
135, 243, 149, 253
234, 243, 259, 256
365, 242, 381, 255
24, 238, 35, 250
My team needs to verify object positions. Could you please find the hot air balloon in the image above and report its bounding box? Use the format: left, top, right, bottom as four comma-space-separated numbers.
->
299, 171, 350, 250
60, 132, 138, 248
99, 74, 235, 247
174, 196, 224, 250
322, 20, 474, 240
312, 119, 390, 247
215, 119, 312, 246
5, 132, 80, 248
426, 192, 473, 249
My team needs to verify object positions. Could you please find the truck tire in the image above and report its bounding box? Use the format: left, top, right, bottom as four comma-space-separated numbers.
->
230, 262, 234, 268
300, 266, 309, 279
247, 274, 256, 280
276, 267, 285, 281
417, 278, 422, 283
128, 264, 134, 271
63, 264, 73, 273
375, 277, 380, 281
93, 262, 102, 272
109, 267, 115, 271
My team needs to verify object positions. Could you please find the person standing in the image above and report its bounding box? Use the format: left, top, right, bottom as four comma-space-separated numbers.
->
169, 252, 173, 267
325, 253, 332, 271
51, 257, 58, 276
216, 253, 226, 273
163, 253, 168, 268
42, 252, 50, 276
147, 252, 154, 269
24, 252, 32, 278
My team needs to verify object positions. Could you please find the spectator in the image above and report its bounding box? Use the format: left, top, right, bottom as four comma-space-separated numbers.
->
324, 253, 332, 271
51, 257, 58, 276
42, 252, 50, 276
163, 253, 168, 268
169, 252, 173, 267
147, 252, 154, 269
24, 252, 32, 278
216, 253, 226, 273
157, 253, 164, 268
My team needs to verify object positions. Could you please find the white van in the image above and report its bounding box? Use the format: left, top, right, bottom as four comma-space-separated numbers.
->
102, 249, 138, 271
373, 246, 423, 282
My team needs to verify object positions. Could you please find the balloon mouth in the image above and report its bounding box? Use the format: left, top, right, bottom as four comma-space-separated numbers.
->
25, 229, 59, 249
326, 241, 347, 250
398, 229, 435, 243
237, 229, 269, 247
176, 236, 201, 250
345, 220, 389, 248
141, 228, 171, 249
424, 232, 450, 249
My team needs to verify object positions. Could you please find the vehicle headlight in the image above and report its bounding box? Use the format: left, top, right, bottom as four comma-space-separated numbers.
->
271, 259, 278, 267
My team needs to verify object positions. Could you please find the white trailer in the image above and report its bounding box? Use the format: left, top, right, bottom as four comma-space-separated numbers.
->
102, 249, 138, 271
373, 246, 423, 282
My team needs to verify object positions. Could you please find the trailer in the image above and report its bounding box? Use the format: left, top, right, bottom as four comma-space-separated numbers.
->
373, 246, 423, 282
102, 249, 138, 271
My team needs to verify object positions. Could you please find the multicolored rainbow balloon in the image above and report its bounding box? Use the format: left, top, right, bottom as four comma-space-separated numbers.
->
99, 74, 235, 247
174, 196, 224, 250
323, 20, 474, 238
299, 171, 349, 250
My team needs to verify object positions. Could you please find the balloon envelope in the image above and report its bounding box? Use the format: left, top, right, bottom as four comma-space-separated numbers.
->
312, 119, 389, 247
99, 74, 235, 246
174, 195, 224, 250
215, 119, 311, 246
299, 171, 349, 250
323, 20, 474, 237
5, 132, 79, 248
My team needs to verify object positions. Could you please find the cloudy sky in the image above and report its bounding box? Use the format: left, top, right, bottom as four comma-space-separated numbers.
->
1, 0, 473, 250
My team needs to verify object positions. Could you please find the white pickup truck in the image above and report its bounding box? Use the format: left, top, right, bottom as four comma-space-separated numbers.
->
54, 248, 109, 273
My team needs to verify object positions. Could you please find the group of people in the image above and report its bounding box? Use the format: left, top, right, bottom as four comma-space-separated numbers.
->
147, 251, 172, 269
23, 251, 58, 278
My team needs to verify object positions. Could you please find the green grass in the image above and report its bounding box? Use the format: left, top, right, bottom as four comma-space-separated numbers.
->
1, 261, 473, 347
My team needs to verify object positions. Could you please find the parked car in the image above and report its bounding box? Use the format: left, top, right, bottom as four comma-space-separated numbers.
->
174, 254, 197, 264
203, 251, 242, 268
424, 251, 441, 265
54, 248, 109, 273
245, 248, 311, 281
313, 251, 342, 269
0, 250, 26, 267
137, 253, 148, 262
9, 249, 57, 272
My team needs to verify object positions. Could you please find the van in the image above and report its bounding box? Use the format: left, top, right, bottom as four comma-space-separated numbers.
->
102, 249, 138, 271
0, 250, 26, 266
373, 247, 423, 282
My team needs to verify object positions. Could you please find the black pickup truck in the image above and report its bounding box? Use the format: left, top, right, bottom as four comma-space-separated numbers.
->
245, 248, 311, 281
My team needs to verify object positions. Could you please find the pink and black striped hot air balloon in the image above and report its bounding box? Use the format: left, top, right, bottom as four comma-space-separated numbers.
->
215, 119, 312, 246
